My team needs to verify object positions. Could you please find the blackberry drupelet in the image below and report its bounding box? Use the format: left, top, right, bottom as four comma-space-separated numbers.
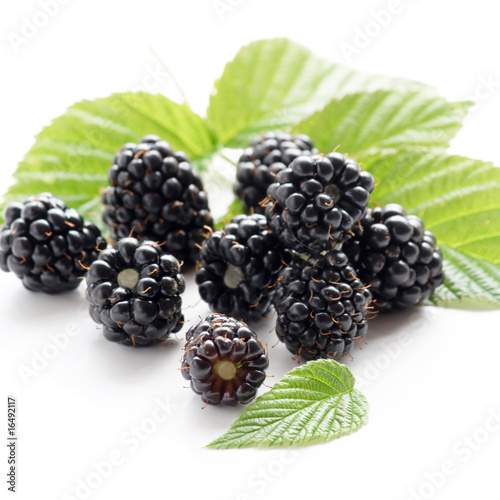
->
181, 314, 269, 406
236, 132, 317, 214
265, 153, 374, 255
85, 237, 185, 346
272, 250, 373, 361
196, 214, 289, 323
343, 204, 444, 312
102, 135, 213, 264
0, 193, 106, 293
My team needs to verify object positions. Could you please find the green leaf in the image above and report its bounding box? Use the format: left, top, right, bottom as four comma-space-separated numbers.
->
1, 92, 217, 225
432, 246, 500, 307
207, 38, 435, 147
294, 90, 471, 155
215, 197, 248, 229
361, 149, 500, 306
207, 359, 369, 449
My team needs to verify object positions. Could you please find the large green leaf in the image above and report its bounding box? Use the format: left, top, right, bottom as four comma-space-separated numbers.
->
294, 90, 471, 155
433, 246, 500, 306
1, 92, 217, 224
361, 149, 500, 306
207, 38, 435, 147
207, 359, 368, 449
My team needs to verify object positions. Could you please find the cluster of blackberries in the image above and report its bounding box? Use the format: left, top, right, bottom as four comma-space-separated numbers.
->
0, 130, 444, 408
0, 137, 268, 406
87, 136, 214, 348
196, 132, 444, 363
0, 137, 212, 343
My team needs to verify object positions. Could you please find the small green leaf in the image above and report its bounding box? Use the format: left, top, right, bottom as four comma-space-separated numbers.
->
361, 149, 500, 306
1, 92, 217, 225
215, 197, 248, 229
207, 38, 434, 147
294, 90, 471, 155
207, 359, 369, 449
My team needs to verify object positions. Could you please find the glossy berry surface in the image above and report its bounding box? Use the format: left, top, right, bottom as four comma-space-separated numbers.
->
0, 193, 106, 293
236, 132, 317, 214
272, 250, 373, 361
343, 204, 444, 312
85, 237, 185, 346
265, 153, 374, 255
102, 135, 213, 264
181, 314, 269, 406
196, 214, 290, 323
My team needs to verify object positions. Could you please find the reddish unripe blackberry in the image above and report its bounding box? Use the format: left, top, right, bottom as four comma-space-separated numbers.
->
236, 132, 317, 214
102, 135, 213, 264
272, 250, 373, 361
85, 237, 185, 346
181, 314, 269, 406
265, 153, 374, 255
343, 204, 444, 312
0, 193, 106, 293
196, 214, 290, 323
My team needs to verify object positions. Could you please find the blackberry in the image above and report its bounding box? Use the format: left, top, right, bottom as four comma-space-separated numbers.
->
102, 135, 213, 264
196, 214, 289, 323
181, 314, 269, 406
0, 193, 106, 293
236, 132, 317, 214
273, 250, 372, 361
343, 204, 444, 312
265, 153, 374, 255
85, 237, 185, 346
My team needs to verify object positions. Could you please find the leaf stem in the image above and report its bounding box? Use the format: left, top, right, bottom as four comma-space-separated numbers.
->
219, 152, 237, 167
149, 46, 190, 106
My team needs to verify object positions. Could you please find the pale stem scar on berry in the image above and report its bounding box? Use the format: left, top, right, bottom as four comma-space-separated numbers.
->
117, 268, 140, 289
214, 360, 238, 381
223, 264, 245, 289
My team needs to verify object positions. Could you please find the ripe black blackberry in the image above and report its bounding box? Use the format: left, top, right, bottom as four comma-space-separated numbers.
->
196, 214, 289, 323
265, 153, 374, 255
181, 314, 269, 406
0, 193, 106, 293
102, 135, 213, 264
236, 132, 317, 214
343, 204, 444, 312
273, 250, 373, 361
85, 237, 185, 346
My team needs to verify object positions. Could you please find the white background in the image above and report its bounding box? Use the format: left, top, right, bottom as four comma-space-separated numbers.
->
1, 1, 500, 499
